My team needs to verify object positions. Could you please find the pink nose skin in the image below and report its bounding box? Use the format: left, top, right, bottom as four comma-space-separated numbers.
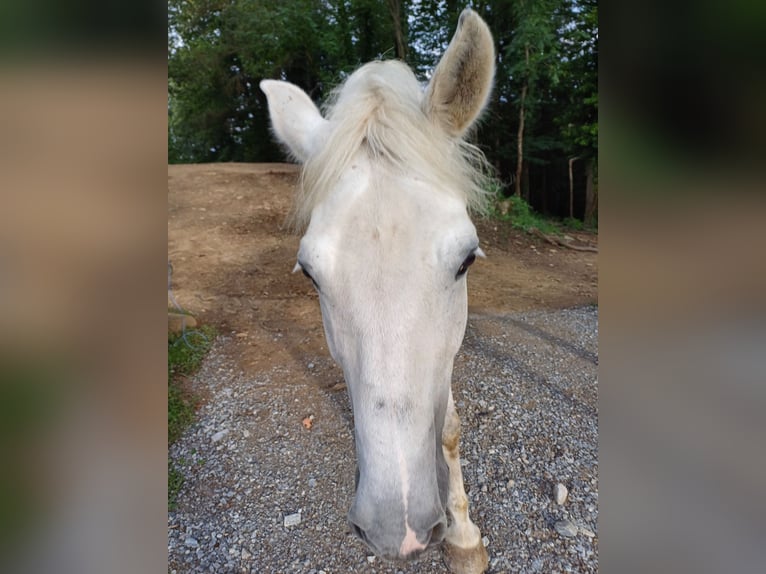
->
399, 523, 427, 556
350, 519, 447, 560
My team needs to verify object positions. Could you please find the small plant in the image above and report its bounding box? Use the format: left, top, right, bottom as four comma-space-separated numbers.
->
491, 191, 559, 236
168, 325, 216, 380
509, 196, 559, 234
168, 461, 185, 510
562, 216, 584, 231
168, 324, 215, 508
485, 180, 598, 237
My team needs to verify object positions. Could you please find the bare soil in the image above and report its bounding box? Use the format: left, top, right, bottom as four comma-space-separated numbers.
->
168, 162, 597, 384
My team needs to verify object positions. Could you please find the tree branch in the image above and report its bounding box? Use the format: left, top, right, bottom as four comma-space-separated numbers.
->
529, 227, 598, 253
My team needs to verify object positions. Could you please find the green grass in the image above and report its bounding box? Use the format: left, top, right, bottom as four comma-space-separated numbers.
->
168, 325, 215, 378
563, 215, 598, 232
168, 324, 215, 509
168, 462, 185, 510
487, 180, 597, 236
168, 378, 196, 446
490, 194, 560, 235
562, 216, 584, 231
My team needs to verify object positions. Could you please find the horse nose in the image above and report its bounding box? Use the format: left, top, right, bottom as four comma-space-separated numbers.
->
349, 520, 371, 549
429, 519, 447, 545
349, 517, 447, 559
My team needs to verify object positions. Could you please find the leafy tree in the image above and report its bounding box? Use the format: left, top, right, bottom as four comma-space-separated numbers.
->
556, 0, 598, 222
168, 0, 407, 163
499, 0, 564, 198
407, 0, 459, 78
167, 0, 598, 223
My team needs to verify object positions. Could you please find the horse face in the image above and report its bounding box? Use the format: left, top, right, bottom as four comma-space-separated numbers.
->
262, 8, 495, 560
297, 164, 481, 558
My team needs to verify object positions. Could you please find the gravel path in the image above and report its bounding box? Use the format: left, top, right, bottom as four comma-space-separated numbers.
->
168, 306, 598, 573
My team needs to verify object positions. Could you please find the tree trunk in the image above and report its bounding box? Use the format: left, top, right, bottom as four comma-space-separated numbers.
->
568, 156, 580, 219
494, 133, 501, 173
514, 44, 530, 198
387, 0, 407, 61
584, 158, 597, 225
522, 160, 530, 203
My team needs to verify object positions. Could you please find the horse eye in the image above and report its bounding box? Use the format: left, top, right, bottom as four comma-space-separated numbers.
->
301, 267, 320, 290
456, 253, 477, 278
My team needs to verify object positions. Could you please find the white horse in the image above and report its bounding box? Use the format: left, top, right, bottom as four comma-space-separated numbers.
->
261, 9, 495, 574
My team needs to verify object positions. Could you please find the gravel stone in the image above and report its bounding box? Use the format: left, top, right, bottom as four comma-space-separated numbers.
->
283, 512, 302, 528
555, 519, 579, 538
184, 537, 199, 548
554, 483, 569, 505
168, 307, 599, 572
210, 429, 228, 443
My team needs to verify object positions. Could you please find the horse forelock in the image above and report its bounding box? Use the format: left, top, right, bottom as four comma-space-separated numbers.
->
290, 60, 491, 231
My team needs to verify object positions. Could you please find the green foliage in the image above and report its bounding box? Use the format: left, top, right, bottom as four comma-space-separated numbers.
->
556, 0, 598, 158
168, 461, 185, 510
168, 0, 409, 163
489, 179, 598, 235
506, 196, 559, 234
407, 0, 458, 78
168, 326, 216, 381
505, 0, 563, 97
168, 325, 215, 508
470, 0, 597, 217
168, 326, 214, 444
168, 377, 196, 446
168, 0, 598, 220
491, 193, 559, 236
562, 216, 584, 230
567, 213, 598, 232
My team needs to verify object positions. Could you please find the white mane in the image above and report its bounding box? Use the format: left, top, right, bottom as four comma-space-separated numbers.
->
291, 60, 491, 230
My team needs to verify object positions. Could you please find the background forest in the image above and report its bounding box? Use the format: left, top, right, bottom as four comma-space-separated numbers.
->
168, 0, 598, 223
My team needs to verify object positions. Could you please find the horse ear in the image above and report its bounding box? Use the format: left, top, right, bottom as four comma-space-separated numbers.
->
260, 80, 327, 162
424, 9, 495, 138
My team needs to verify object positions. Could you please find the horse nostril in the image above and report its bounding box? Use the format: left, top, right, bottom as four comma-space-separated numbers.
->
430, 521, 447, 546
350, 521, 368, 544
